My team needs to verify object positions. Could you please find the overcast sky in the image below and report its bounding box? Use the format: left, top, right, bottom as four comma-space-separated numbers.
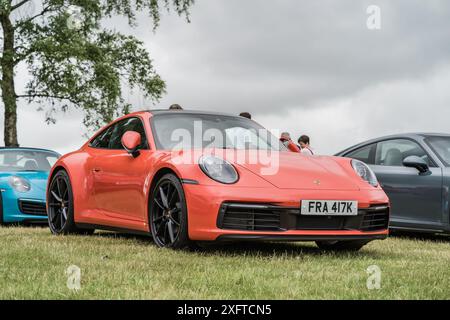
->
2, 0, 450, 155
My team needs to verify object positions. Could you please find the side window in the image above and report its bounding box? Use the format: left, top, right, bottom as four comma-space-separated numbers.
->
108, 117, 149, 150
345, 143, 376, 164
90, 126, 114, 149
375, 139, 431, 167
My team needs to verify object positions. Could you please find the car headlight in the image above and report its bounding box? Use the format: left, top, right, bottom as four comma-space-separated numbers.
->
199, 155, 239, 184
9, 176, 31, 192
351, 160, 378, 187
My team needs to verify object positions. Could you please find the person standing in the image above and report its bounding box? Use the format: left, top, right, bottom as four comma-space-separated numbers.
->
280, 132, 301, 153
298, 135, 314, 155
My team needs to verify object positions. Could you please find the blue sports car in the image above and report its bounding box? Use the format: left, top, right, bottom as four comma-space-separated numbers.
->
0, 147, 60, 224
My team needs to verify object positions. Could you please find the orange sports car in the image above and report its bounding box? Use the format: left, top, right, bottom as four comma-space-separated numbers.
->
47, 110, 389, 251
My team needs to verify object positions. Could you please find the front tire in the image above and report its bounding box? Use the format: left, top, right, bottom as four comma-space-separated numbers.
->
315, 240, 370, 252
149, 173, 191, 249
48, 170, 93, 235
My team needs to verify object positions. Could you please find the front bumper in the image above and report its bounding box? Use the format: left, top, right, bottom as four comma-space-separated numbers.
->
0, 188, 47, 223
183, 184, 389, 241
216, 234, 387, 242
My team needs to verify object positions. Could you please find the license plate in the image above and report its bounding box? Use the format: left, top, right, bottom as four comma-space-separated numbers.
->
300, 200, 358, 216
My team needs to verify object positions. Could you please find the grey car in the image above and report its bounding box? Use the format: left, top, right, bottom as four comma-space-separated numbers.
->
336, 133, 450, 234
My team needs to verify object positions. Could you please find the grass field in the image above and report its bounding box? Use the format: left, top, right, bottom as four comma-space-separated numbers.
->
0, 226, 449, 299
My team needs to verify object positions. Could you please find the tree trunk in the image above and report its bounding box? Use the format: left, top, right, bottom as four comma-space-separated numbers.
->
1, 11, 19, 147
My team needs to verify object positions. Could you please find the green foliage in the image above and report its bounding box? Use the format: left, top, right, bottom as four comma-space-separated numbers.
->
1, 0, 194, 130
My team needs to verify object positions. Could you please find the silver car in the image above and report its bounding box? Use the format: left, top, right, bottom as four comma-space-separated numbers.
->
336, 133, 450, 235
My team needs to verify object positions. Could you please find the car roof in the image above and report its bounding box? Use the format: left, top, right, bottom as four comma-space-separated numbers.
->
0, 147, 59, 154
362, 132, 450, 143
149, 109, 240, 117
336, 132, 450, 156
130, 109, 241, 118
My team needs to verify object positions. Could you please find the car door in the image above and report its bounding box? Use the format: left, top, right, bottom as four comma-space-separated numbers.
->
370, 139, 443, 229
91, 117, 150, 222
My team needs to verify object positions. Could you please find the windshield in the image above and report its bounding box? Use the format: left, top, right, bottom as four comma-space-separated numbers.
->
0, 150, 60, 172
151, 113, 285, 151
425, 136, 450, 166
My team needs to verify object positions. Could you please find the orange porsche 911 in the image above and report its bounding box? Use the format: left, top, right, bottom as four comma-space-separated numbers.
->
47, 110, 389, 251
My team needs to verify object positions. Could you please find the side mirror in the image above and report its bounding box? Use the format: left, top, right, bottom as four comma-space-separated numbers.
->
121, 131, 141, 158
403, 155, 429, 174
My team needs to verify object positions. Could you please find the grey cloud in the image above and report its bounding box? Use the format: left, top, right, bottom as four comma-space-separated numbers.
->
2, 0, 450, 154
144, 0, 450, 115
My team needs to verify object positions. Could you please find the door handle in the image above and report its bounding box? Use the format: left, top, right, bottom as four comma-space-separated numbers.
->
93, 168, 101, 173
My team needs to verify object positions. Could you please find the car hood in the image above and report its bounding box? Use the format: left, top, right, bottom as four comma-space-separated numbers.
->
221, 150, 360, 190
0, 171, 49, 192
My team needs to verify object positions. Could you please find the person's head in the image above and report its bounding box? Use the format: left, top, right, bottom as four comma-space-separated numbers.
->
169, 104, 183, 110
280, 132, 291, 141
298, 135, 310, 149
239, 112, 251, 119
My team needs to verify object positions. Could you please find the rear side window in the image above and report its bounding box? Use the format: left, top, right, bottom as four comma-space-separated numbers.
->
345, 143, 376, 164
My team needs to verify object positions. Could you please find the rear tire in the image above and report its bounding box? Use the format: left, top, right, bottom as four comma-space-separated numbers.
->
48, 170, 94, 235
149, 173, 192, 249
315, 240, 370, 252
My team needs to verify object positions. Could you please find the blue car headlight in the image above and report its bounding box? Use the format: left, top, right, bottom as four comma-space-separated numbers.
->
351, 160, 378, 187
9, 176, 31, 192
199, 155, 239, 184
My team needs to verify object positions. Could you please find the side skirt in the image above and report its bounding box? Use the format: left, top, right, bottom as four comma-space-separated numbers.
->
76, 223, 151, 237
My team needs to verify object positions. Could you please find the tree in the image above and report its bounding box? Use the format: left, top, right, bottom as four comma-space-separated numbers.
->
0, 0, 194, 146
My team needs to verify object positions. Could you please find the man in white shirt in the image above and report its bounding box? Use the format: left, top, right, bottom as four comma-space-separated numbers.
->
298, 135, 314, 155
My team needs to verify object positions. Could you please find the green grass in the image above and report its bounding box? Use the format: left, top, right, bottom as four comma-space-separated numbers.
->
0, 226, 449, 299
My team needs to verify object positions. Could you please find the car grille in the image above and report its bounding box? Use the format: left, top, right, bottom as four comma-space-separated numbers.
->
218, 203, 289, 231
217, 203, 389, 232
18, 200, 47, 216
360, 205, 390, 231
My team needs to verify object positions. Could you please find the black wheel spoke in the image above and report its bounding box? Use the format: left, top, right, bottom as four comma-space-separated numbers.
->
62, 187, 68, 200
56, 178, 62, 198
163, 222, 168, 244
169, 191, 178, 207
60, 212, 64, 229
159, 186, 169, 208
154, 199, 165, 210
166, 183, 172, 203
51, 191, 62, 203
167, 220, 175, 243
156, 220, 166, 236
62, 208, 68, 220
51, 210, 60, 223
169, 217, 180, 227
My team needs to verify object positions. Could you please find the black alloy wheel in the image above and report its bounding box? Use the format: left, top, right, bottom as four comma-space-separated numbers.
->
48, 170, 93, 235
150, 174, 191, 249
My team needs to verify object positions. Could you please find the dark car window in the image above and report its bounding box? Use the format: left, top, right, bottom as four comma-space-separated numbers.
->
90, 117, 148, 150
90, 126, 114, 149
375, 139, 433, 167
345, 143, 376, 164
108, 117, 149, 150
